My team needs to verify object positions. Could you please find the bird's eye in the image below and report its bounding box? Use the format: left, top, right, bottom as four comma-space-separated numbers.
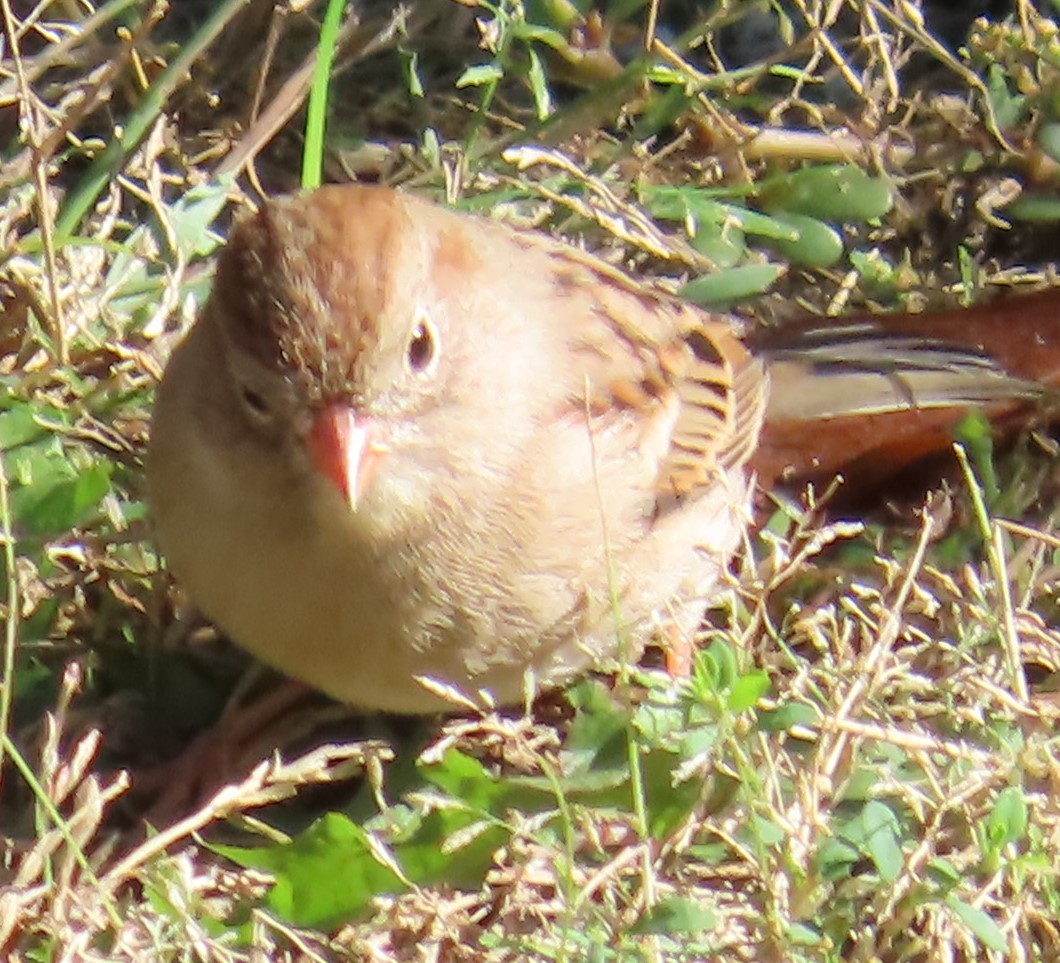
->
406, 311, 438, 376
240, 385, 270, 419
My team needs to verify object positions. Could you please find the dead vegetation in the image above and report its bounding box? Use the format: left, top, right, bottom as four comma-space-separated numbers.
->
2, 0, 1060, 959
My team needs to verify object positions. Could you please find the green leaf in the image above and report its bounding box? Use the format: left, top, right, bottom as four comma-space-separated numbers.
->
926, 857, 962, 888
749, 815, 786, 847
756, 701, 816, 732
641, 187, 798, 240
642, 750, 702, 837
563, 680, 631, 771
849, 248, 903, 298
0, 406, 51, 448
699, 640, 738, 693
757, 212, 844, 268
681, 263, 785, 307
456, 63, 504, 88
214, 813, 404, 928
839, 800, 903, 883
956, 244, 976, 306
788, 922, 827, 946
757, 165, 893, 222
843, 764, 896, 802
815, 837, 860, 882
510, 764, 629, 803
402, 48, 424, 98
100, 182, 227, 335
727, 670, 769, 711
954, 411, 998, 503
511, 21, 569, 49
946, 897, 1007, 952
1002, 193, 1060, 222
526, 47, 552, 119
1038, 121, 1060, 163
11, 458, 111, 535
860, 800, 903, 882
630, 897, 717, 936
687, 842, 730, 865
165, 178, 231, 260
677, 724, 719, 761
420, 748, 510, 811
632, 84, 694, 140
690, 222, 746, 268
986, 63, 1027, 129
216, 752, 513, 929
392, 807, 509, 891
633, 692, 689, 747
985, 785, 1027, 849
704, 206, 797, 241
422, 128, 441, 167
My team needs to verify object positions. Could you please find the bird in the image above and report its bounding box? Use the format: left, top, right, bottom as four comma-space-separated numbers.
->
147, 184, 1050, 714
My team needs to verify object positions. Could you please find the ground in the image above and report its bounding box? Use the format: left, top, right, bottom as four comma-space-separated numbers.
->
1, 1, 1060, 960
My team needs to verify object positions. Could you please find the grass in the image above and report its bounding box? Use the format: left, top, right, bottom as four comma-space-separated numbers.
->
3, 0, 1060, 959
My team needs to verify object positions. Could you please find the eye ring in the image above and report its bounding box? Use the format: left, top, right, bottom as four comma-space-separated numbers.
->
405, 309, 439, 376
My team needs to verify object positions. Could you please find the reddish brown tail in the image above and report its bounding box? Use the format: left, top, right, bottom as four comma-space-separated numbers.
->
749, 287, 1060, 492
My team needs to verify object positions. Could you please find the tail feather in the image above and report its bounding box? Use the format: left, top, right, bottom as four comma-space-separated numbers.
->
747, 288, 1060, 491
756, 321, 1044, 421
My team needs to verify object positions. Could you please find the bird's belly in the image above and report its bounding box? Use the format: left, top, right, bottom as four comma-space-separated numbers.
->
159, 459, 750, 714
168, 510, 608, 711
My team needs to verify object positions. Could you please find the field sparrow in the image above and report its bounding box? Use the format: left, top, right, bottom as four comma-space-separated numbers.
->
148, 185, 1042, 712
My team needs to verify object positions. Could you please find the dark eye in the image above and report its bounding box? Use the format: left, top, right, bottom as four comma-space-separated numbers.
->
240, 385, 270, 418
406, 313, 438, 375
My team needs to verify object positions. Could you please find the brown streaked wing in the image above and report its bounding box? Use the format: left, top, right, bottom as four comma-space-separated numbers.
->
664, 317, 767, 496
521, 229, 767, 498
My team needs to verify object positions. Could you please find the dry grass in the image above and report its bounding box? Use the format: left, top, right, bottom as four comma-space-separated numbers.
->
3, 0, 1060, 959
